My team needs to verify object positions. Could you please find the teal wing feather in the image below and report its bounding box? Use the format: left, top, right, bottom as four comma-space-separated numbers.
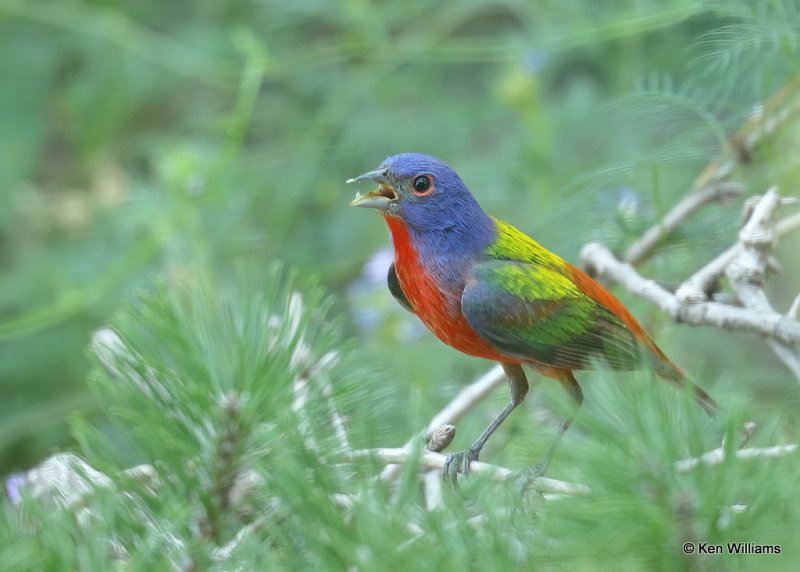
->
388, 262, 414, 313
461, 259, 644, 370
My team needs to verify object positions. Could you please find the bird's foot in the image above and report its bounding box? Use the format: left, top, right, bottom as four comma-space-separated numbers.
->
441, 447, 479, 486
509, 458, 550, 497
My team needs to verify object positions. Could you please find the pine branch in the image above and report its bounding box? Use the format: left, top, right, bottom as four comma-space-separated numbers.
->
14, 433, 794, 524
9, 301, 797, 566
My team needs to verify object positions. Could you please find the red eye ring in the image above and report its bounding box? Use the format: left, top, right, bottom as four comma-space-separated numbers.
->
412, 175, 434, 196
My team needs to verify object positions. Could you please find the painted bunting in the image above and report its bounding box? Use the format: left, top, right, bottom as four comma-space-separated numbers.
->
348, 153, 717, 481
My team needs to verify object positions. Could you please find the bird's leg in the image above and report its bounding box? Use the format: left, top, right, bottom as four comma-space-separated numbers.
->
442, 363, 528, 484
512, 371, 583, 493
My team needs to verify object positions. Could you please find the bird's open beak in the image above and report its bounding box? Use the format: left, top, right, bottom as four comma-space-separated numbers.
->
347, 169, 398, 211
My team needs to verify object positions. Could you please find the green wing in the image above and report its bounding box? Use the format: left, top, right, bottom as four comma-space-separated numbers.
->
461, 260, 644, 370
388, 262, 414, 313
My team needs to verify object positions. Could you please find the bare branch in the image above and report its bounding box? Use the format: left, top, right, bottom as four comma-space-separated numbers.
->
585, 183, 800, 383
581, 241, 800, 346
348, 447, 591, 497
676, 208, 800, 304
725, 188, 800, 378
789, 293, 800, 320
675, 245, 740, 305
776, 210, 800, 236
423, 470, 444, 510
420, 364, 507, 440
623, 78, 800, 265
624, 182, 743, 265
675, 444, 797, 473
379, 364, 507, 481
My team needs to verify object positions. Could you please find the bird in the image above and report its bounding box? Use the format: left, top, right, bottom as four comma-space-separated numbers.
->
348, 153, 717, 483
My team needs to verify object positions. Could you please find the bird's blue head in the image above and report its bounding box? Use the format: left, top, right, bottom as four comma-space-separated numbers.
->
348, 153, 493, 238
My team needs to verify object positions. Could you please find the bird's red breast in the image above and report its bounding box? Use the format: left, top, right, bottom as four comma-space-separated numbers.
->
383, 215, 522, 364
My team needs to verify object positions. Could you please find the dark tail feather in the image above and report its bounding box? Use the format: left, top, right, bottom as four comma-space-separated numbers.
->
687, 381, 720, 417
650, 348, 720, 417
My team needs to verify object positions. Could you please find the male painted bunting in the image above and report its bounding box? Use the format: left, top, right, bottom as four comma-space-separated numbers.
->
348, 153, 717, 482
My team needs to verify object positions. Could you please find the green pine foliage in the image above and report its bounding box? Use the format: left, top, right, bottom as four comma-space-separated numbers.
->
3, 273, 799, 569
2, 0, 800, 569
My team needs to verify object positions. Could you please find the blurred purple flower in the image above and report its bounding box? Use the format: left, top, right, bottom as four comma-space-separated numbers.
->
362, 248, 393, 285
615, 185, 641, 218
6, 472, 26, 505
523, 49, 549, 73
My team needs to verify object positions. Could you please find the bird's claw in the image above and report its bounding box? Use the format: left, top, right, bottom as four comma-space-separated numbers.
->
441, 448, 479, 486
509, 458, 550, 497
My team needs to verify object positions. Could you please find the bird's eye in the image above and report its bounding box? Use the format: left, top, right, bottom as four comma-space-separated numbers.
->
412, 175, 433, 195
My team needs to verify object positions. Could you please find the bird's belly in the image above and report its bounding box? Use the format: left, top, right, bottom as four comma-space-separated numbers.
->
395, 262, 518, 363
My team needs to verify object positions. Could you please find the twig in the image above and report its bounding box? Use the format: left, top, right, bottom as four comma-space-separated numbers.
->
623, 78, 800, 265
724, 189, 800, 378
675, 444, 797, 473
582, 187, 800, 368
424, 470, 444, 510
379, 364, 507, 482
624, 182, 743, 265
675, 203, 800, 307
776, 210, 800, 236
348, 447, 590, 497
674, 244, 740, 304
581, 241, 800, 346
788, 293, 800, 320
211, 515, 267, 561
420, 364, 507, 440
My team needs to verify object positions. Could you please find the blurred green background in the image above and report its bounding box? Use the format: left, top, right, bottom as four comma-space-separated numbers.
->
1, 0, 799, 477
